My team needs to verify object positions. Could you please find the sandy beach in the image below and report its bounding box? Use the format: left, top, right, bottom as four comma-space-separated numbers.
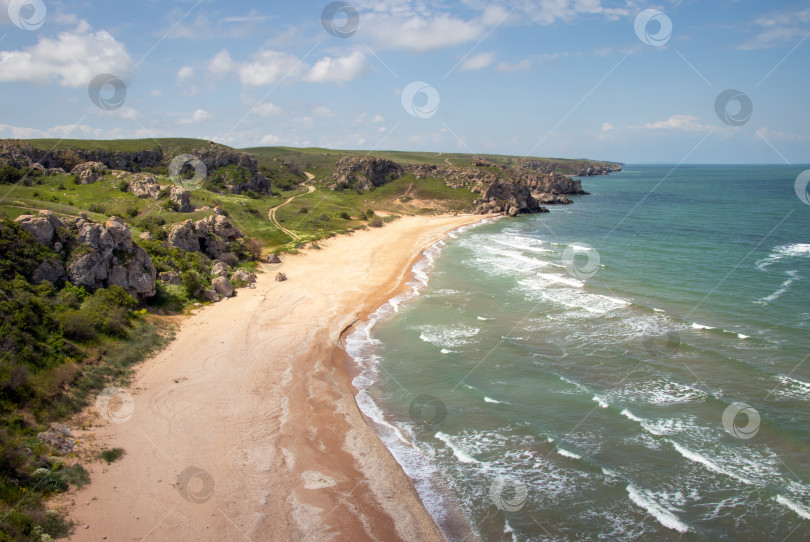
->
61, 214, 483, 541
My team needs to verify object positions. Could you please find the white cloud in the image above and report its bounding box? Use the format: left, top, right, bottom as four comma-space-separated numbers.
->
496, 58, 533, 72
313, 106, 334, 117
602, 122, 614, 131
371, 114, 385, 123
208, 50, 233, 76
756, 127, 810, 142
252, 102, 282, 117
178, 66, 194, 81
738, 8, 810, 50
459, 52, 497, 72
304, 51, 367, 83
150, 89, 163, 97
0, 25, 132, 87
0, 122, 103, 139
178, 109, 212, 125
359, 12, 484, 52
645, 115, 714, 132
239, 50, 303, 86
259, 134, 281, 145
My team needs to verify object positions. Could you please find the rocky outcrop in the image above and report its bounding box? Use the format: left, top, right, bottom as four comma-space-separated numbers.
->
473, 179, 544, 216
158, 271, 181, 285
203, 289, 220, 302
212, 276, 234, 298
169, 185, 193, 212
37, 423, 75, 454
266, 253, 281, 264
70, 161, 108, 184
331, 156, 403, 191
68, 216, 156, 299
275, 272, 287, 282
212, 261, 229, 277
167, 215, 244, 260
231, 270, 257, 285
123, 172, 162, 199
15, 210, 65, 245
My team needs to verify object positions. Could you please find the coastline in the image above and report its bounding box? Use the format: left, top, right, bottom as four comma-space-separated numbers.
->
60, 214, 484, 541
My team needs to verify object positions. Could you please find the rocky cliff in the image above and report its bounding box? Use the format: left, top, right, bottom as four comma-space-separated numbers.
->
331, 156, 404, 191
14, 211, 156, 299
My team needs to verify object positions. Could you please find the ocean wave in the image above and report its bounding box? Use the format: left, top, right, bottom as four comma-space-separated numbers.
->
755, 270, 800, 304
417, 324, 481, 349
557, 447, 582, 460
755, 243, 810, 270
775, 494, 810, 520
435, 432, 481, 464
484, 396, 506, 404
620, 409, 643, 423
772, 374, 810, 400
668, 440, 755, 486
626, 484, 689, 533
612, 380, 707, 406
593, 395, 609, 408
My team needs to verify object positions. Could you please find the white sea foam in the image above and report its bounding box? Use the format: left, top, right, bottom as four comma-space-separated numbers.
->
440, 348, 454, 354
756, 270, 800, 304
756, 243, 810, 270
737, 333, 750, 339
621, 409, 644, 423
691, 323, 715, 330
435, 432, 480, 464
775, 495, 810, 520
417, 324, 480, 349
484, 396, 505, 404
626, 484, 689, 533
593, 395, 609, 408
669, 440, 755, 486
616, 380, 707, 406
477, 316, 492, 321
557, 447, 582, 459
773, 374, 810, 400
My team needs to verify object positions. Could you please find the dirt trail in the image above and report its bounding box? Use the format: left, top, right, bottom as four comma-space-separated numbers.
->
268, 173, 316, 241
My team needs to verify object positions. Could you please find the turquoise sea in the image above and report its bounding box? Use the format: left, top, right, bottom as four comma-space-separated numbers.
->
347, 165, 810, 541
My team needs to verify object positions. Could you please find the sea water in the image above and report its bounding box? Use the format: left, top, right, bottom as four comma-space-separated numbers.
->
347, 165, 810, 541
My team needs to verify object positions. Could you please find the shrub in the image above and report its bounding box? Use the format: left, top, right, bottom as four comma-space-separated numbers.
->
299, 206, 308, 214
339, 211, 350, 220
369, 216, 383, 228
100, 447, 125, 464
88, 203, 105, 214
365, 209, 375, 219
0, 165, 23, 184
181, 270, 203, 297
118, 180, 130, 192
58, 310, 98, 341
245, 238, 263, 261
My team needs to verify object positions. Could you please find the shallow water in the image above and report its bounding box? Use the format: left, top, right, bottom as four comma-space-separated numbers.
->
348, 165, 810, 541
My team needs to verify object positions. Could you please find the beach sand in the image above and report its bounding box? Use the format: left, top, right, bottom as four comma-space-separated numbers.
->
61, 214, 483, 541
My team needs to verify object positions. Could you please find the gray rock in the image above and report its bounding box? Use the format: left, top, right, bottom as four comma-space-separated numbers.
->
167, 216, 244, 260
203, 289, 220, 302
14, 210, 64, 246
275, 272, 287, 282
159, 271, 182, 285
266, 253, 281, 264
212, 276, 234, 298
169, 185, 193, 213
36, 431, 75, 454
129, 173, 161, 199
212, 261, 229, 277
70, 161, 108, 184
49, 422, 74, 438
32, 260, 66, 284
138, 231, 154, 241
231, 270, 257, 285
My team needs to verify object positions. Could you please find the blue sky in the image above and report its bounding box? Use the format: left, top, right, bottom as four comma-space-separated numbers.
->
0, 0, 808, 163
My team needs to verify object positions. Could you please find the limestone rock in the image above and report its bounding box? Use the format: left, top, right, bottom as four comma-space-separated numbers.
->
231, 270, 257, 285
36, 430, 75, 454
167, 216, 244, 260
212, 261, 229, 277
275, 272, 287, 282
158, 271, 182, 285
212, 276, 234, 298
203, 289, 220, 302
128, 173, 161, 199
70, 161, 108, 185
169, 185, 193, 213
14, 210, 64, 246
331, 156, 403, 192
32, 260, 66, 284
266, 253, 281, 264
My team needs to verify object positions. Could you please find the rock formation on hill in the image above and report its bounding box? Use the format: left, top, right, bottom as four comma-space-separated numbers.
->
14, 211, 157, 299
167, 215, 244, 260
330, 156, 404, 191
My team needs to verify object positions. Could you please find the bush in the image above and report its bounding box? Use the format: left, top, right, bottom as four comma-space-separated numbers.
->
58, 310, 98, 341
181, 270, 203, 297
366, 209, 375, 219
0, 165, 23, 184
100, 447, 125, 464
369, 216, 383, 228
339, 211, 350, 220
88, 203, 105, 214
118, 180, 130, 192
245, 238, 263, 261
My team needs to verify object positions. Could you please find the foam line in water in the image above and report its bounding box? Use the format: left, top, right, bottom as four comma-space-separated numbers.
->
484, 396, 505, 404
756, 243, 810, 270
755, 270, 800, 304
557, 447, 582, 459
668, 440, 755, 486
593, 395, 609, 408
621, 409, 644, 423
435, 432, 480, 464
775, 495, 810, 520
627, 484, 689, 533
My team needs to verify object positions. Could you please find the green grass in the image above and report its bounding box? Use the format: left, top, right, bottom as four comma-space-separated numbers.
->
25, 138, 214, 153
99, 448, 125, 464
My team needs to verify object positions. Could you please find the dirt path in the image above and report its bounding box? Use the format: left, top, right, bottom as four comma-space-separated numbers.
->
268, 173, 316, 242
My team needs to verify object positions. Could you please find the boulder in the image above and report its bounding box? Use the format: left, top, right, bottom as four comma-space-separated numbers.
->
212, 276, 234, 298
203, 289, 220, 302
32, 260, 66, 284
331, 156, 403, 192
266, 253, 281, 264
159, 271, 182, 285
275, 272, 287, 282
49, 422, 73, 438
129, 173, 161, 199
70, 161, 108, 184
36, 430, 75, 455
14, 210, 64, 246
212, 261, 229, 277
213, 206, 225, 216
231, 270, 257, 285
139, 231, 154, 241
169, 185, 193, 212
167, 216, 244, 260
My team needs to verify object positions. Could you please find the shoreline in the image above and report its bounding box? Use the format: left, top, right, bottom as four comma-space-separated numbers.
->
60, 214, 485, 541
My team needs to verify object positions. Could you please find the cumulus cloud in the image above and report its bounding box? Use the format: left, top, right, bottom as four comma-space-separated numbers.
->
0, 123, 102, 139
178, 109, 211, 124
738, 7, 810, 49
359, 12, 484, 52
645, 115, 714, 132
252, 102, 282, 117
304, 51, 367, 83
239, 50, 304, 86
177, 66, 194, 81
0, 25, 132, 87
459, 52, 497, 72
208, 50, 233, 76
602, 122, 614, 131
